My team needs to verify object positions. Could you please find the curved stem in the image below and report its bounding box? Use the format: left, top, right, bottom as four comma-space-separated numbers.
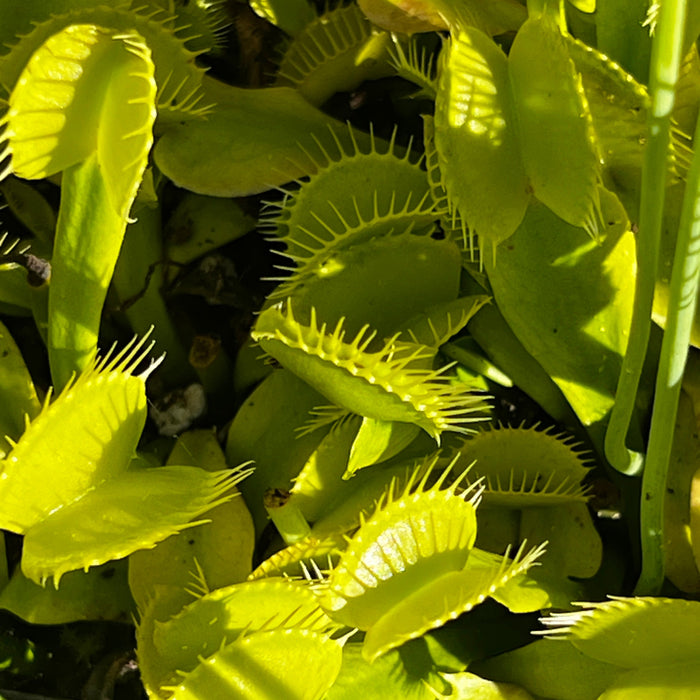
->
604, 0, 687, 478
636, 86, 700, 596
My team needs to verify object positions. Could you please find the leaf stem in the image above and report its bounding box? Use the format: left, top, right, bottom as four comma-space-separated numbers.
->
604, 0, 687, 479
637, 71, 700, 596
48, 155, 126, 390
264, 488, 311, 545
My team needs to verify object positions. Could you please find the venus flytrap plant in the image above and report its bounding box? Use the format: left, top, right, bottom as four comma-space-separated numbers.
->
0, 332, 251, 586
316, 462, 547, 662
0, 0, 228, 63
0, 2, 219, 388
260, 125, 439, 281
432, 0, 612, 259
267, 229, 464, 338
534, 597, 700, 697
249, 126, 492, 448
0, 5, 212, 121
6, 0, 700, 695
252, 300, 488, 442
508, 2, 605, 240
472, 598, 700, 699
447, 425, 602, 596
434, 23, 530, 256
387, 36, 438, 101
0, 22, 155, 388
452, 425, 593, 508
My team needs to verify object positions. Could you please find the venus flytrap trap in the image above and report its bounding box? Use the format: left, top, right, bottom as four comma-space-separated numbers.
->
316, 462, 547, 662
434, 22, 530, 255
252, 300, 488, 442
452, 425, 593, 508
490, 597, 700, 698
507, 4, 605, 239
274, 3, 395, 105
387, 36, 438, 101
260, 125, 440, 282
0, 333, 251, 586
448, 425, 602, 600
248, 534, 343, 580
0, 19, 157, 388
0, 0, 227, 389
135, 576, 347, 699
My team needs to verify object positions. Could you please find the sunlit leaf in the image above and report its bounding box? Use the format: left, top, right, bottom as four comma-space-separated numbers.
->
138, 577, 337, 695
540, 597, 700, 669
434, 26, 529, 253
509, 13, 603, 237
170, 625, 345, 700
486, 194, 635, 441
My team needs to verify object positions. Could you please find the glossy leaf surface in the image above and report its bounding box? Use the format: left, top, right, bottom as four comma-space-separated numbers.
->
154, 78, 372, 197
434, 26, 529, 250
138, 577, 336, 696
486, 195, 635, 434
